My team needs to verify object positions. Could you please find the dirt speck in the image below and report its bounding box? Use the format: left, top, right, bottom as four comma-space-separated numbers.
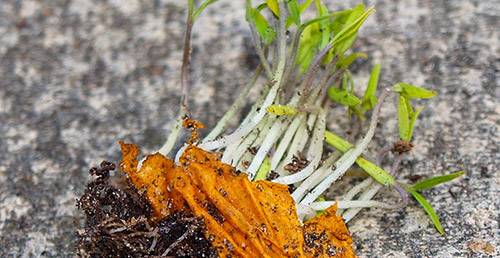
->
76, 161, 217, 257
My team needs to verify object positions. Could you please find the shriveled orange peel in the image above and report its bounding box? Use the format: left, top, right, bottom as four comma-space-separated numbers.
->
120, 141, 355, 257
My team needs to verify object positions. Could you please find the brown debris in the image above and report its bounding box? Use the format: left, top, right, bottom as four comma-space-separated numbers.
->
303, 206, 356, 258
468, 240, 496, 255
76, 161, 217, 257
284, 155, 309, 173
393, 140, 414, 154
183, 117, 205, 144
119, 142, 355, 257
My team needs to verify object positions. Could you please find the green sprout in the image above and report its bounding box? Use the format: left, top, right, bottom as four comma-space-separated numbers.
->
406, 171, 465, 235
155, 0, 464, 237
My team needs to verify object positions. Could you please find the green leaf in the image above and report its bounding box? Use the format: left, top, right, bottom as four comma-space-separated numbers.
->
254, 157, 271, 180
393, 83, 437, 99
330, 9, 355, 34
397, 95, 411, 141
297, 22, 322, 73
296, 4, 373, 71
299, 0, 314, 13
337, 52, 368, 69
287, 0, 301, 26
398, 94, 424, 142
266, 0, 279, 16
266, 104, 298, 116
314, 0, 330, 50
355, 158, 395, 185
295, 11, 344, 73
331, 4, 374, 55
410, 191, 445, 235
193, 0, 219, 21
361, 64, 381, 111
324, 130, 352, 152
411, 171, 465, 191
408, 106, 424, 142
300, 14, 335, 30
246, 2, 277, 45
324, 130, 395, 186
328, 87, 361, 107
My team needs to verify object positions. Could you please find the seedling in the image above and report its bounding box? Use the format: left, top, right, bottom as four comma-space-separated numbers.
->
79, 1, 466, 256
157, 0, 463, 235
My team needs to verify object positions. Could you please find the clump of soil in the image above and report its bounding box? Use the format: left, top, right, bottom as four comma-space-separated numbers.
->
76, 161, 217, 258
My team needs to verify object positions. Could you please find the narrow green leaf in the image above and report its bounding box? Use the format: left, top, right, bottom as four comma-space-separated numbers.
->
331, 5, 374, 55
341, 72, 349, 90
330, 9, 355, 34
324, 131, 395, 186
337, 52, 368, 69
256, 2, 268, 11
324, 130, 352, 152
193, 0, 219, 21
300, 14, 334, 30
411, 171, 465, 191
361, 64, 381, 111
328, 87, 361, 107
246, 3, 276, 45
410, 191, 445, 235
266, 0, 279, 16
254, 157, 271, 180
299, 0, 314, 13
297, 22, 322, 73
314, 0, 330, 50
266, 105, 298, 116
287, 0, 301, 26
356, 158, 395, 185
393, 83, 437, 99
408, 106, 423, 141
398, 95, 411, 141
295, 11, 345, 73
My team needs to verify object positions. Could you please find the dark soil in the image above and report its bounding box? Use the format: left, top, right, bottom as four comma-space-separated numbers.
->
76, 161, 217, 258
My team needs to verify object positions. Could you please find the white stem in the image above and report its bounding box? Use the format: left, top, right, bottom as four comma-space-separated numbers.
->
232, 117, 273, 168
224, 116, 270, 165
236, 151, 253, 172
174, 144, 188, 165
276, 120, 310, 175
306, 110, 326, 161
309, 200, 397, 210
273, 109, 326, 184
342, 177, 373, 201
306, 112, 317, 131
158, 115, 183, 157
291, 153, 338, 201
221, 141, 240, 164
198, 2, 288, 151
300, 89, 390, 205
247, 118, 289, 178
296, 203, 316, 222
270, 115, 304, 170
342, 183, 383, 222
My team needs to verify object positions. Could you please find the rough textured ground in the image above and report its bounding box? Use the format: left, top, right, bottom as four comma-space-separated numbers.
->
0, 0, 498, 257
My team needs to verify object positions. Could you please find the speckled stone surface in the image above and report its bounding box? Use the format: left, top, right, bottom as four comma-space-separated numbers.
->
0, 0, 498, 257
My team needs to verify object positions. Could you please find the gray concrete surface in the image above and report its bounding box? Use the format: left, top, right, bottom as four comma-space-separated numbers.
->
0, 0, 498, 257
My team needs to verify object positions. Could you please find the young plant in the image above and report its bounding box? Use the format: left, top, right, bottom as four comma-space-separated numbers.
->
158, 0, 463, 234
101, 1, 466, 256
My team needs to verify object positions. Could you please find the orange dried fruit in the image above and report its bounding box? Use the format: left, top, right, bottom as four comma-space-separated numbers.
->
120, 142, 355, 257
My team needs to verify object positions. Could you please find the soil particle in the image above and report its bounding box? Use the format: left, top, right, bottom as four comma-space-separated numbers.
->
76, 161, 217, 257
